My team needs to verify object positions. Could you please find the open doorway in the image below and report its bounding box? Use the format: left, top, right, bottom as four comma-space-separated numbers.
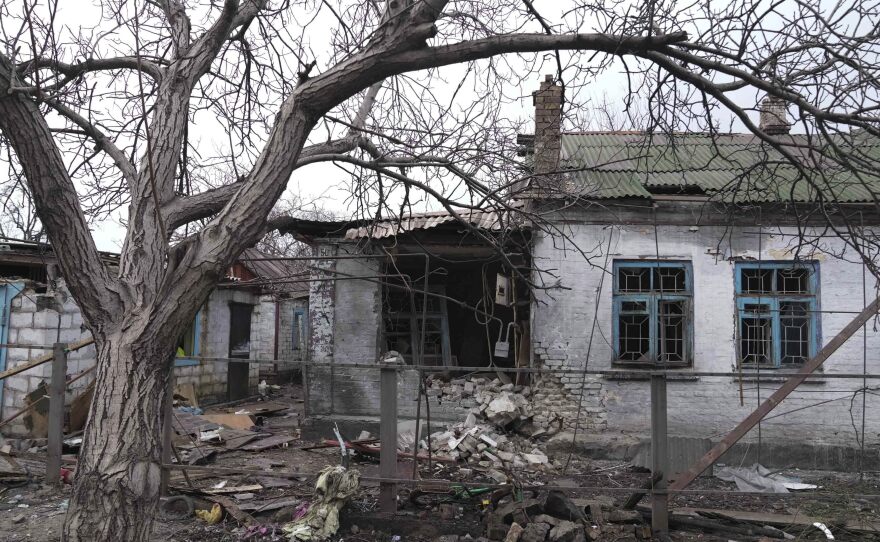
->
227, 302, 253, 400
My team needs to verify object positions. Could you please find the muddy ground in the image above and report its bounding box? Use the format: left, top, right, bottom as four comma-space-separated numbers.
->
2, 383, 880, 541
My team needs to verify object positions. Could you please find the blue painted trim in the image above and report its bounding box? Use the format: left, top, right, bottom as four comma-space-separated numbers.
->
734, 261, 820, 367
174, 308, 202, 367
611, 261, 694, 364
0, 282, 25, 410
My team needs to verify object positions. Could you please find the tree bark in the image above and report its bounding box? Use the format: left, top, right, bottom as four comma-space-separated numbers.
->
62, 331, 173, 542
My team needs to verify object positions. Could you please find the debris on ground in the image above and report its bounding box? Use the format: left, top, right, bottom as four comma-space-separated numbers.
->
715, 463, 818, 493
424, 375, 560, 477
195, 503, 223, 524
282, 465, 360, 541
486, 489, 642, 542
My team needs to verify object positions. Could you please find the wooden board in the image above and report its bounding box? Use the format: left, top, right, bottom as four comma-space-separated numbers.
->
172, 411, 219, 436
174, 383, 199, 408
231, 401, 290, 416
677, 507, 880, 533
0, 337, 94, 383
241, 434, 295, 452
218, 429, 263, 450
203, 483, 263, 495
202, 414, 254, 430
186, 447, 217, 465
69, 383, 94, 432
239, 498, 301, 513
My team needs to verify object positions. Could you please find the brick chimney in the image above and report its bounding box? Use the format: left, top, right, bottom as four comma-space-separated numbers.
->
759, 95, 790, 135
532, 75, 564, 175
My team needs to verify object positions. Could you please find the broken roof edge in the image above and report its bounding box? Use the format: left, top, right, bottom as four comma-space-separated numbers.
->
276, 205, 531, 241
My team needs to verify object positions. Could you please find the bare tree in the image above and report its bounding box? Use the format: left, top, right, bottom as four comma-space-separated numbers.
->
0, 0, 878, 540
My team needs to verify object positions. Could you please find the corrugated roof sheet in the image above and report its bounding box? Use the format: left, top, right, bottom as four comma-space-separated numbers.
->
344, 204, 525, 239
559, 132, 880, 202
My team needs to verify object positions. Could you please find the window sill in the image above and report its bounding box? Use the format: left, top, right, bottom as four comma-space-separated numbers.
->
604, 366, 699, 382
174, 358, 200, 367
734, 369, 826, 385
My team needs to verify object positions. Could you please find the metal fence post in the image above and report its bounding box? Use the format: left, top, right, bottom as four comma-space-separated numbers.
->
651, 372, 669, 534
379, 356, 400, 514
46, 343, 66, 486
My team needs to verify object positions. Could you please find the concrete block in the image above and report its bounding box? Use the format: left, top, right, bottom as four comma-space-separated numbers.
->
14, 327, 44, 345
9, 312, 33, 328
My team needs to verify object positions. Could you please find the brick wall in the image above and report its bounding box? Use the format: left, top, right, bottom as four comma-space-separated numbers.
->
1, 283, 276, 436
531, 220, 880, 447
2, 282, 94, 436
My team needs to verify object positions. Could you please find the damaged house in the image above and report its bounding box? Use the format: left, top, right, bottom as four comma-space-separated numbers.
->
0, 241, 308, 436
299, 77, 880, 469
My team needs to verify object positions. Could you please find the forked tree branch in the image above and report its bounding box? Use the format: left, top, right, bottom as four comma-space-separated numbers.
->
0, 53, 121, 325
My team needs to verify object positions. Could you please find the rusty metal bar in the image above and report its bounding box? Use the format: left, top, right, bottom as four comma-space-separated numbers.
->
670, 295, 880, 492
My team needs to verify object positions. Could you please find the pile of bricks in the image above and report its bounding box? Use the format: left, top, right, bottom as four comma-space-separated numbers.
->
425, 375, 562, 480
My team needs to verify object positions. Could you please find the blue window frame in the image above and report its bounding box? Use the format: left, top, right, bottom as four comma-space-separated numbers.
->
612, 261, 693, 365
175, 309, 202, 367
735, 262, 819, 367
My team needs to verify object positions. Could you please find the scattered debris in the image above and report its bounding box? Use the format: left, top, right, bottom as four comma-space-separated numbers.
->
813, 522, 835, 540
282, 466, 360, 541
195, 503, 223, 524
715, 464, 818, 493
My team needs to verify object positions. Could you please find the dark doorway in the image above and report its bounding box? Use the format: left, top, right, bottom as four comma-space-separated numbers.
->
227, 302, 253, 400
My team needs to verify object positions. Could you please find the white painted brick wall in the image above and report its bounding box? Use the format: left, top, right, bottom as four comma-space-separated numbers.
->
532, 222, 880, 446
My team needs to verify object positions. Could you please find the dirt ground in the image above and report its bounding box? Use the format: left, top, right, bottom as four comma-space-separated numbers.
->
2, 382, 880, 541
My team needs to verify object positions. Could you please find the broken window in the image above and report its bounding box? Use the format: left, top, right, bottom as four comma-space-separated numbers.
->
613, 261, 693, 365
292, 307, 307, 356
735, 262, 819, 367
383, 285, 452, 366
175, 308, 202, 367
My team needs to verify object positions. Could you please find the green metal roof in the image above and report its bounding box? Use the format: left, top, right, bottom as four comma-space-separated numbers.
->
559, 132, 880, 203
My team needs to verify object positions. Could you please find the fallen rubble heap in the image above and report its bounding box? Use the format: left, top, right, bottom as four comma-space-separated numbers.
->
425, 375, 561, 479
485, 490, 649, 542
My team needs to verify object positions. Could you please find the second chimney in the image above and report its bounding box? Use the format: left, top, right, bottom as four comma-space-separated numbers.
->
533, 75, 564, 176
759, 95, 790, 135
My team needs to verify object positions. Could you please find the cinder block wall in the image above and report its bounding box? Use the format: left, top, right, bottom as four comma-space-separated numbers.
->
2, 284, 274, 436
531, 218, 880, 448
2, 283, 95, 436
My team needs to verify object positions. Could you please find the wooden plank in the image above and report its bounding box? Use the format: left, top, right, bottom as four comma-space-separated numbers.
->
217, 429, 262, 450
238, 498, 300, 513
205, 495, 255, 525
203, 483, 263, 495
241, 434, 295, 451
677, 507, 815, 527
677, 507, 880, 533
670, 295, 880, 492
172, 411, 219, 436
0, 337, 93, 382
174, 383, 199, 408
202, 414, 255, 430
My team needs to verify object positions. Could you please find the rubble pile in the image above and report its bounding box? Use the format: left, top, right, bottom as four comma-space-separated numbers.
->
484, 490, 649, 542
426, 375, 563, 478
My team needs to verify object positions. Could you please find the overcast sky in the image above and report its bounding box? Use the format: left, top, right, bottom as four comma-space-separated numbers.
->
4, 0, 777, 252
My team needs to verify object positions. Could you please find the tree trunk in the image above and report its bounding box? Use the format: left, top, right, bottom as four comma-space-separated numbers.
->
62, 331, 173, 542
